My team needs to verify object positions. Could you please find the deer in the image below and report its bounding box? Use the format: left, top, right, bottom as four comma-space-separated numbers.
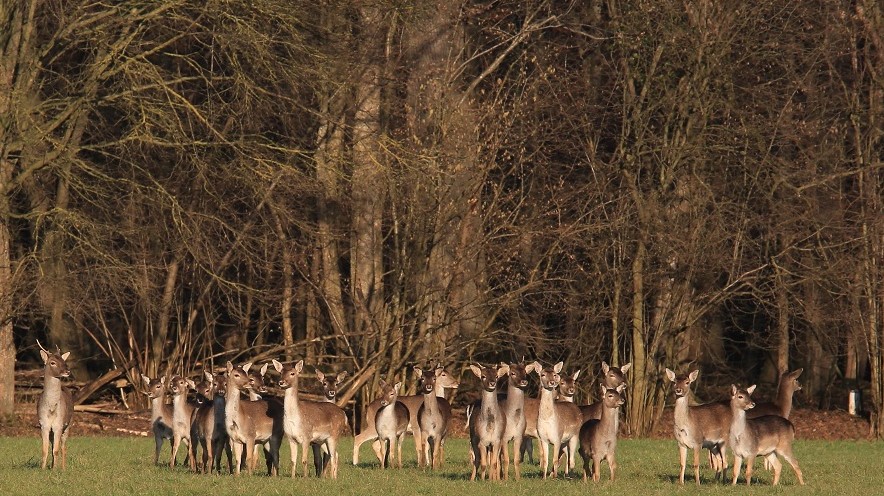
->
728, 384, 805, 486
311, 368, 348, 476
352, 364, 458, 465
142, 374, 174, 466
579, 383, 625, 482
273, 359, 348, 478
748, 368, 803, 420
532, 361, 582, 479
374, 379, 409, 469
579, 361, 631, 422
495, 361, 536, 480
664, 368, 732, 485
36, 342, 73, 470
415, 366, 452, 470
189, 371, 233, 473
224, 361, 283, 476
467, 363, 508, 481
168, 375, 198, 470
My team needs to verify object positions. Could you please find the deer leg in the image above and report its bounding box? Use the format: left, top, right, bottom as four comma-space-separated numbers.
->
469, 440, 479, 481
352, 428, 376, 466
326, 439, 338, 479
779, 449, 804, 485
540, 439, 550, 479
300, 442, 310, 477
398, 433, 406, 469
593, 456, 601, 482
231, 442, 243, 475
745, 455, 755, 485
413, 428, 423, 467
170, 434, 182, 469
678, 444, 687, 484
731, 454, 743, 485
693, 447, 701, 485
767, 454, 782, 485
549, 441, 562, 478
608, 452, 617, 482
479, 445, 489, 480
287, 439, 298, 478
513, 435, 522, 480
581, 447, 590, 482
153, 432, 162, 465
433, 437, 443, 471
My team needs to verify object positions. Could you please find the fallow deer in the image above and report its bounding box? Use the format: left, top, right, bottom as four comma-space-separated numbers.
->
224, 361, 283, 476
142, 374, 174, 466
37, 342, 73, 470
468, 363, 508, 481
374, 379, 409, 469
415, 366, 452, 470
273, 359, 348, 478
533, 361, 582, 479
579, 384, 625, 482
579, 361, 631, 422
665, 368, 731, 485
748, 368, 803, 420
729, 384, 805, 486
168, 375, 197, 470
312, 368, 347, 476
497, 361, 536, 480
190, 371, 233, 473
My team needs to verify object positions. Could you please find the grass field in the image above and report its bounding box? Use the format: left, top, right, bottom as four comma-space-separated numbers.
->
0, 437, 878, 495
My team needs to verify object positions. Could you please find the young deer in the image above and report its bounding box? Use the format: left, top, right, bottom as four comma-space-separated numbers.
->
273, 359, 348, 478
533, 361, 582, 479
497, 361, 536, 480
37, 343, 73, 469
729, 384, 805, 486
748, 368, 803, 420
168, 375, 197, 470
353, 364, 458, 465
665, 368, 731, 485
579, 384, 625, 482
312, 368, 347, 476
579, 361, 631, 422
415, 366, 452, 470
224, 362, 283, 476
190, 372, 233, 473
468, 363, 508, 481
142, 374, 174, 465
374, 379, 409, 469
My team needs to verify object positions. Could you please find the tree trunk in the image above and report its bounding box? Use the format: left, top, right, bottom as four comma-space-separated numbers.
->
628, 241, 647, 434
0, 163, 14, 415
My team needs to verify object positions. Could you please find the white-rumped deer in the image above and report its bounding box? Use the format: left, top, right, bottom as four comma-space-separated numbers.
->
665, 368, 731, 484
497, 361, 536, 480
37, 342, 73, 469
579, 384, 625, 482
352, 364, 458, 465
374, 379, 409, 470
190, 371, 233, 473
168, 375, 198, 470
273, 359, 348, 478
224, 362, 283, 476
533, 361, 582, 479
468, 363, 508, 481
415, 366, 452, 470
142, 374, 174, 466
728, 384, 805, 486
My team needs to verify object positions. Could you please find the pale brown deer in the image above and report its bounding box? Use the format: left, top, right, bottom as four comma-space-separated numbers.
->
728, 384, 805, 486
497, 361, 536, 480
168, 375, 198, 470
374, 379, 409, 470
415, 366, 452, 470
578, 384, 625, 482
37, 342, 73, 469
142, 374, 174, 466
533, 361, 582, 479
224, 362, 283, 475
468, 363, 508, 481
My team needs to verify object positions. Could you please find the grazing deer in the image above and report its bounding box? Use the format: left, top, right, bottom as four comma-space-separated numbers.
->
190, 372, 233, 473
168, 375, 198, 470
579, 384, 625, 482
728, 384, 805, 486
374, 379, 409, 469
664, 368, 731, 485
37, 343, 73, 469
142, 374, 174, 466
579, 362, 631, 422
533, 361, 582, 479
224, 362, 283, 476
273, 359, 348, 478
415, 366, 452, 470
468, 363, 508, 481
353, 364, 458, 465
497, 361, 536, 480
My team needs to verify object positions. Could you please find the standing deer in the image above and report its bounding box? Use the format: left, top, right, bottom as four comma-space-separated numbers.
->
168, 375, 197, 470
533, 361, 582, 479
468, 363, 508, 481
190, 372, 233, 473
273, 359, 348, 478
374, 379, 409, 470
352, 364, 458, 465
497, 361, 536, 480
579, 384, 625, 482
142, 374, 173, 466
664, 368, 731, 484
748, 368, 803, 420
37, 342, 73, 469
729, 384, 805, 486
224, 362, 283, 475
579, 362, 631, 421
312, 368, 347, 476
415, 366, 452, 470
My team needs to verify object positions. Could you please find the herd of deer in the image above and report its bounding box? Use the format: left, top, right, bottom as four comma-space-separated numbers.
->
35, 341, 807, 486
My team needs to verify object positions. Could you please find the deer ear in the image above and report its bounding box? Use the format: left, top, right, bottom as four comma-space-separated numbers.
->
61, 352, 71, 361
599, 382, 607, 394
688, 369, 699, 382
616, 383, 627, 393
413, 368, 423, 379
160, 376, 166, 385
731, 384, 738, 396
572, 370, 581, 380
553, 362, 564, 373
664, 368, 676, 382
142, 374, 151, 386
791, 368, 803, 378
378, 379, 387, 389
747, 384, 757, 395
337, 371, 348, 382
186, 379, 196, 389
497, 364, 510, 378
242, 362, 253, 373
205, 371, 214, 382
40, 350, 49, 363
393, 381, 402, 391
620, 362, 632, 374
260, 363, 269, 376
469, 364, 482, 377
601, 361, 610, 374
226, 361, 234, 373
316, 369, 326, 381
294, 360, 304, 373
531, 361, 543, 374
271, 359, 283, 372
434, 367, 443, 377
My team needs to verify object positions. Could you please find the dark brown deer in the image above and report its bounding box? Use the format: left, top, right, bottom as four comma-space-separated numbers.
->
665, 368, 732, 485
728, 384, 805, 486
578, 384, 625, 482
37, 342, 73, 469
190, 371, 233, 473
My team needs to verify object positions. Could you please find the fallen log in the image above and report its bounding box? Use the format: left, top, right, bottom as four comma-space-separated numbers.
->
72, 359, 136, 406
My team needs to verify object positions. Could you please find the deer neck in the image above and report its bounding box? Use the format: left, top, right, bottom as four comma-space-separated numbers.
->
539, 385, 557, 418
480, 388, 500, 416
776, 380, 794, 417
172, 392, 190, 422
505, 382, 525, 413
599, 403, 619, 435
282, 378, 302, 419
423, 388, 440, 412
225, 382, 244, 426
673, 394, 691, 426
42, 372, 62, 406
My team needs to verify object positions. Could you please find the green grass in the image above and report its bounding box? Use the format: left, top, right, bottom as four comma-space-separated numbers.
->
0, 436, 879, 495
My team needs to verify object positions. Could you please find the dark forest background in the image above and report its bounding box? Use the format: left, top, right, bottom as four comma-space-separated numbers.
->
1, 0, 882, 437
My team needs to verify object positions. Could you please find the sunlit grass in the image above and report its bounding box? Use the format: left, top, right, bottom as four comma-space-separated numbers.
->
0, 436, 878, 495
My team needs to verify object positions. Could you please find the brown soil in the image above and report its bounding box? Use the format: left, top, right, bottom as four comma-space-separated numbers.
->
3, 402, 871, 441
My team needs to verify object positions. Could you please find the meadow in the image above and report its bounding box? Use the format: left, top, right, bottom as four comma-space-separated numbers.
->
0, 436, 878, 496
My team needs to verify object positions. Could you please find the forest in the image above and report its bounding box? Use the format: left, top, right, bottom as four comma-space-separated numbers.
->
1, 0, 882, 437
